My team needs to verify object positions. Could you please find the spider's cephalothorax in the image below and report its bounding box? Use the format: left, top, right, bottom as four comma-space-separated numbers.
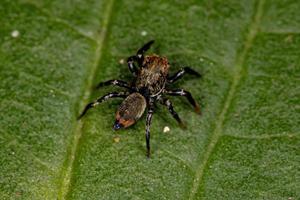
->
135, 55, 169, 96
78, 40, 201, 157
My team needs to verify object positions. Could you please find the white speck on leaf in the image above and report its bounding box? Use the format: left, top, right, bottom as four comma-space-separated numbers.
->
119, 59, 125, 65
11, 30, 20, 38
85, 31, 93, 37
113, 136, 120, 143
163, 126, 170, 133
141, 30, 147, 36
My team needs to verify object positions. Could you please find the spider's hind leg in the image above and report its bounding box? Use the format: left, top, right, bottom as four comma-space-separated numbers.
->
77, 92, 128, 120
145, 99, 155, 158
95, 79, 132, 90
159, 97, 186, 128
164, 89, 200, 114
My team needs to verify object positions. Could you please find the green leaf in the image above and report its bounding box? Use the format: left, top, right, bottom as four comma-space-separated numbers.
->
0, 0, 299, 199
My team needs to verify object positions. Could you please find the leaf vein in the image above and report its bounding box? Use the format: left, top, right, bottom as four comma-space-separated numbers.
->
21, 1, 97, 42
57, 0, 116, 199
162, 149, 194, 172
224, 133, 299, 140
188, 0, 265, 199
19, 71, 74, 97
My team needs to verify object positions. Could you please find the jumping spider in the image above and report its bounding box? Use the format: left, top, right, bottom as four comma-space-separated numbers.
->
78, 40, 201, 157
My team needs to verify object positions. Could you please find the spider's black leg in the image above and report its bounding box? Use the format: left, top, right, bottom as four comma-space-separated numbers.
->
145, 98, 155, 158
127, 40, 155, 76
164, 89, 200, 114
158, 96, 186, 128
95, 79, 133, 90
167, 67, 201, 83
127, 55, 138, 76
77, 92, 128, 120
136, 40, 155, 59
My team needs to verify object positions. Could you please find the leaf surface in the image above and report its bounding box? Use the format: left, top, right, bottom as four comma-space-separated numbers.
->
0, 0, 299, 199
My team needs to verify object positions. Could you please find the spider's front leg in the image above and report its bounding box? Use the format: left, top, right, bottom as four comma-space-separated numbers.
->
77, 92, 128, 120
127, 40, 155, 76
127, 56, 139, 76
167, 67, 201, 83
145, 98, 155, 158
136, 40, 155, 61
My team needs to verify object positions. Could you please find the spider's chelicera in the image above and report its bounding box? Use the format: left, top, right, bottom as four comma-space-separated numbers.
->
78, 40, 201, 157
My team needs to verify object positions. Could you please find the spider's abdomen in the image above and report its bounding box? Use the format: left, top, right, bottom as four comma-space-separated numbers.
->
114, 93, 147, 130
135, 55, 169, 95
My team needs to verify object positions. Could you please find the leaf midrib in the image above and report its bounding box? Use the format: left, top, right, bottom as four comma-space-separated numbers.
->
188, 0, 265, 199
57, 0, 116, 199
